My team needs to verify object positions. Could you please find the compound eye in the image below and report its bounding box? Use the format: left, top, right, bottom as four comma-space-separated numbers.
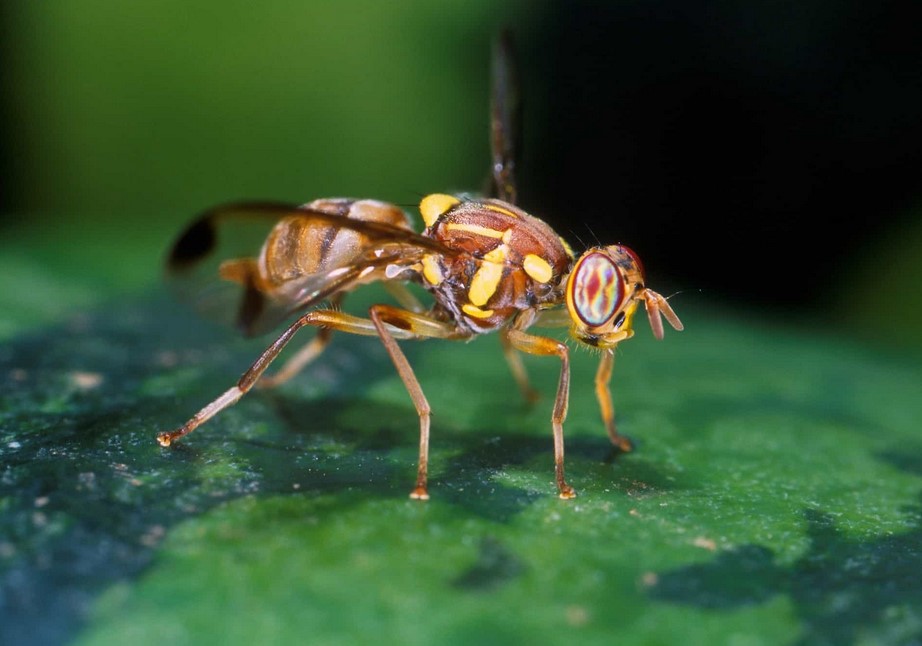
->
569, 252, 626, 328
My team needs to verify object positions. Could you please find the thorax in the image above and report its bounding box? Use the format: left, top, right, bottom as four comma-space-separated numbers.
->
418, 197, 573, 332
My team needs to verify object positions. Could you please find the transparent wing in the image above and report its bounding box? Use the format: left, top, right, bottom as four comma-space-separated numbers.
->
165, 200, 456, 336
490, 28, 521, 204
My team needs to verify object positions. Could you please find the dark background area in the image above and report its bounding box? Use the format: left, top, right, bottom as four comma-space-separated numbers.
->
528, 2, 922, 313
2, 1, 921, 338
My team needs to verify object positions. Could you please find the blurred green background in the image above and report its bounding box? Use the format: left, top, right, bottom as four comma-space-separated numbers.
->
0, 0, 535, 335
3, 0, 922, 344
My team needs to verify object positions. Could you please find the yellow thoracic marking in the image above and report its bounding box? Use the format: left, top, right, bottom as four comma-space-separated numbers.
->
444, 222, 507, 239
482, 245, 507, 264
469, 261, 503, 306
523, 254, 553, 283
483, 203, 519, 218
420, 194, 460, 227
462, 303, 494, 319
467, 243, 508, 306
421, 254, 443, 286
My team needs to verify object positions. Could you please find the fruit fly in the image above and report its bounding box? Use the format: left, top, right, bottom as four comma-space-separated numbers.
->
158, 31, 683, 499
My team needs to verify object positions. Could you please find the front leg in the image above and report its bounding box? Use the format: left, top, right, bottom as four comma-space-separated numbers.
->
595, 350, 632, 452
502, 327, 575, 499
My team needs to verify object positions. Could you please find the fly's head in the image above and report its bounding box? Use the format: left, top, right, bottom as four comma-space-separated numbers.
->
565, 245, 683, 350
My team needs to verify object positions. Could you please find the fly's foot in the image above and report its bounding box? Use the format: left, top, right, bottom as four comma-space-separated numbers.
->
558, 485, 577, 500
409, 486, 430, 501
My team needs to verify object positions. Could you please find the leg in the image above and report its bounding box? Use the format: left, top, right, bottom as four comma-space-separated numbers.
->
595, 350, 632, 452
256, 295, 342, 389
367, 304, 465, 500
157, 309, 387, 447
258, 283, 430, 390
158, 304, 463, 501
257, 325, 334, 389
500, 333, 540, 404
503, 327, 575, 499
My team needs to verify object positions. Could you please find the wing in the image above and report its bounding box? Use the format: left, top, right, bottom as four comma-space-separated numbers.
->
489, 28, 522, 204
165, 200, 457, 336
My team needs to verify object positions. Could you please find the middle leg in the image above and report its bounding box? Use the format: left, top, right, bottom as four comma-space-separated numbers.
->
502, 326, 575, 499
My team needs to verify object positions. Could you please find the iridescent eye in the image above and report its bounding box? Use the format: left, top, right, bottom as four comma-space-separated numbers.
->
568, 252, 626, 327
